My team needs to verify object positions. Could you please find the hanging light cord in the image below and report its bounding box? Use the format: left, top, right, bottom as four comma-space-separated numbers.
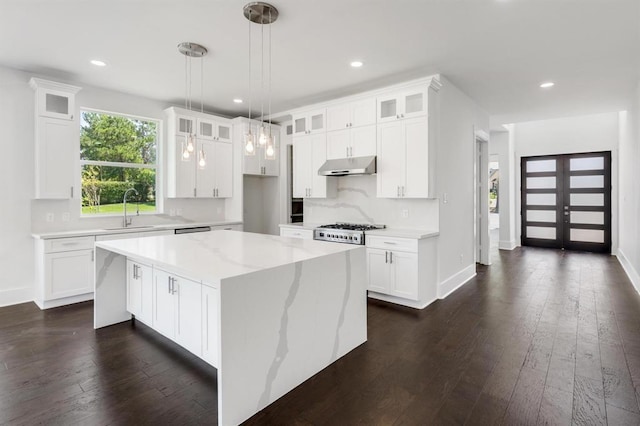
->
268, 8, 272, 135
201, 51, 204, 114
260, 15, 265, 129
248, 10, 252, 126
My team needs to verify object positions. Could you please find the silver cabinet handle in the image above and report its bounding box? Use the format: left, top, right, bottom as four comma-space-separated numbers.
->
346, 147, 349, 157
401, 113, 405, 118
390, 252, 393, 263
402, 186, 405, 197
193, 188, 197, 197
168, 276, 172, 293
383, 241, 397, 245
397, 186, 400, 197
70, 186, 74, 198
385, 251, 388, 263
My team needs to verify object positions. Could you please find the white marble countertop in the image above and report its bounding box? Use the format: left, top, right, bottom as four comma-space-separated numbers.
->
366, 228, 439, 239
32, 220, 243, 240
95, 230, 363, 284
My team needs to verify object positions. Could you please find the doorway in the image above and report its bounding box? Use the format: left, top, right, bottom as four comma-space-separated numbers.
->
521, 151, 611, 253
475, 131, 490, 265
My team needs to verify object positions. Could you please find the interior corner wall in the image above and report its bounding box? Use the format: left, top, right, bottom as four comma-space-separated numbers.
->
437, 76, 490, 295
618, 80, 640, 291
489, 129, 517, 250
513, 112, 620, 252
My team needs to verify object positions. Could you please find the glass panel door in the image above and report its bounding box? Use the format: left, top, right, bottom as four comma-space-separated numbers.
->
521, 151, 611, 253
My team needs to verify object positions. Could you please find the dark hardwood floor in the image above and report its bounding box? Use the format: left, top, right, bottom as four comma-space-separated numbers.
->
2, 237, 640, 425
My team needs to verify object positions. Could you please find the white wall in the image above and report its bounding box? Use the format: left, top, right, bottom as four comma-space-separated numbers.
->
513, 112, 620, 251
0, 65, 241, 306
618, 79, 640, 291
489, 128, 517, 249
436, 76, 490, 296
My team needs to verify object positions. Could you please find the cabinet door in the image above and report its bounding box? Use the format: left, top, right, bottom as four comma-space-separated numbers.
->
376, 121, 405, 198
153, 270, 176, 339
326, 103, 351, 131
292, 136, 310, 198
197, 118, 215, 140
350, 98, 376, 128
377, 93, 399, 123
176, 115, 196, 136
214, 141, 233, 198
201, 285, 219, 367
173, 135, 196, 198
367, 248, 389, 293
390, 251, 419, 300
308, 109, 326, 133
175, 276, 202, 356
196, 140, 216, 198
126, 260, 143, 317
404, 118, 429, 198
262, 139, 279, 176
292, 114, 308, 135
215, 121, 232, 143
326, 129, 351, 160
38, 89, 74, 120
45, 249, 94, 300
350, 125, 377, 158
401, 88, 428, 119
36, 117, 75, 199
309, 133, 328, 198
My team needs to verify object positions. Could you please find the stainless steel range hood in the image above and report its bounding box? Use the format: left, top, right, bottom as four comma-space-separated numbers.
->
318, 156, 376, 176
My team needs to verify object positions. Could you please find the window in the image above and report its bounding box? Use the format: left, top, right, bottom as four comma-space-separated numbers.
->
80, 110, 158, 215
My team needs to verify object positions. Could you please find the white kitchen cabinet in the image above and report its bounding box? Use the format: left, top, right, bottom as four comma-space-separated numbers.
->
292, 133, 336, 199
366, 235, 437, 308
166, 107, 234, 198
34, 235, 95, 309
326, 97, 376, 131
198, 117, 232, 142
30, 78, 81, 199
126, 259, 153, 325
201, 285, 219, 367
242, 122, 280, 176
292, 109, 326, 136
153, 268, 202, 356
377, 117, 430, 198
377, 86, 428, 123
326, 125, 376, 160
279, 227, 314, 240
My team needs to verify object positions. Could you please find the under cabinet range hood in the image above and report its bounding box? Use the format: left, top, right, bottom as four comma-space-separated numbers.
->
318, 156, 376, 176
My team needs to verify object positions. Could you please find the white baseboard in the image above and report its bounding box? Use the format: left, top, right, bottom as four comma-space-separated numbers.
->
499, 239, 517, 250
438, 264, 476, 299
616, 249, 640, 294
34, 293, 94, 310
0, 287, 34, 308
367, 292, 436, 310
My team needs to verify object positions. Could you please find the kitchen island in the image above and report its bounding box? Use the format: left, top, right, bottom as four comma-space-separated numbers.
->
93, 230, 366, 425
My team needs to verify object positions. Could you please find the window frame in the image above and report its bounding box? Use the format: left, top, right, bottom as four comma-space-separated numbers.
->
79, 107, 163, 217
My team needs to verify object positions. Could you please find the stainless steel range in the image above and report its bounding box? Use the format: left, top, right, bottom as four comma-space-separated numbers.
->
314, 223, 386, 245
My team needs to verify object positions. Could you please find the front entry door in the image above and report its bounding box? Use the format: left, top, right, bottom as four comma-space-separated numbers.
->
521, 151, 611, 253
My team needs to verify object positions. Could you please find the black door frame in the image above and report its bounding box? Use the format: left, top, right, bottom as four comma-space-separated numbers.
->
521, 151, 611, 253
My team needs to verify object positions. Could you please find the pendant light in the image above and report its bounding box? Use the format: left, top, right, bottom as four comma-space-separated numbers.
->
243, 2, 278, 155
264, 6, 276, 160
178, 42, 208, 162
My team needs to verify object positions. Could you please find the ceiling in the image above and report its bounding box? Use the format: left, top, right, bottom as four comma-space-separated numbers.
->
1, 0, 638, 128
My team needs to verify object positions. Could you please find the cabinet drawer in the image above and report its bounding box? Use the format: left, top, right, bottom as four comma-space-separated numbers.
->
280, 228, 313, 240
45, 236, 95, 253
366, 235, 417, 252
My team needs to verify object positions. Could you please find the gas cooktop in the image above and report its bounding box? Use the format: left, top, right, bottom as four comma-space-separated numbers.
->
314, 223, 385, 245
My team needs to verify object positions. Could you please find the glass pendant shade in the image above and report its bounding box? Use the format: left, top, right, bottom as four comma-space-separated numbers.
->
258, 125, 267, 146
182, 147, 190, 161
244, 129, 256, 155
198, 149, 206, 168
186, 135, 195, 153
265, 140, 275, 159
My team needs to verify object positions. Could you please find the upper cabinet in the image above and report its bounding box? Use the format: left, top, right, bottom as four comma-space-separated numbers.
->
326, 97, 376, 131
29, 78, 82, 199
292, 109, 326, 136
240, 120, 280, 177
377, 87, 428, 123
165, 107, 233, 199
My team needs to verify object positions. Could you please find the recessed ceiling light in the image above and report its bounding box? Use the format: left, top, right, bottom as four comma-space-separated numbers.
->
233, 98, 243, 104
540, 82, 555, 88
90, 60, 106, 67
350, 61, 363, 68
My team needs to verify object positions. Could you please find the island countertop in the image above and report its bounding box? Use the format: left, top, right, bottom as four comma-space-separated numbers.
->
95, 230, 362, 284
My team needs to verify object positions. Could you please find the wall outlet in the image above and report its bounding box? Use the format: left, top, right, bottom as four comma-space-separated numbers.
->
176, 208, 183, 216
62, 212, 70, 222
169, 209, 176, 217
45, 213, 54, 223
401, 209, 409, 218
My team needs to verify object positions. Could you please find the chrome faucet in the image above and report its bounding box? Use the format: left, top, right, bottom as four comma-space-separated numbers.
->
123, 188, 139, 227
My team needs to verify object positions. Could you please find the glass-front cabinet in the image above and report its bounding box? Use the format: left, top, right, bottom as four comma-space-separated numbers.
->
377, 86, 428, 123
292, 109, 326, 135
